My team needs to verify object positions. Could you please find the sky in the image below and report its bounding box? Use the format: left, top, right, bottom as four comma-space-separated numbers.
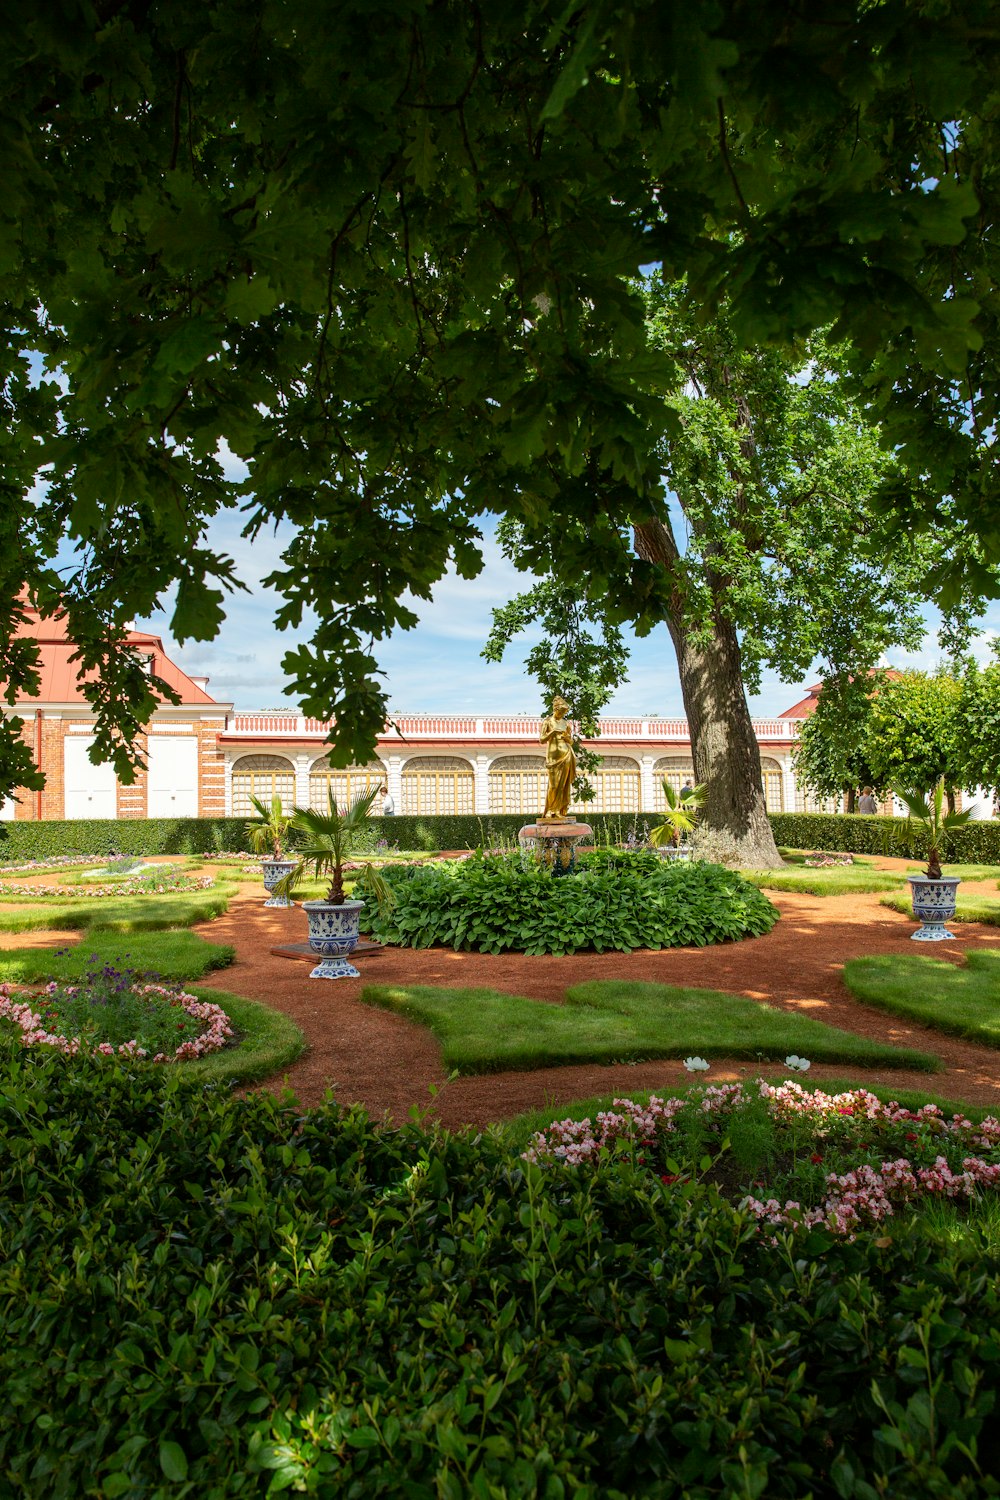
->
136, 489, 1000, 721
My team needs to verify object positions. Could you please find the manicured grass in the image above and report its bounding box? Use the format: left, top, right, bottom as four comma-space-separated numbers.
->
844, 949, 1000, 1048
745, 865, 904, 895
880, 889, 1000, 926
905, 863, 1000, 882
175, 988, 305, 1085
0, 885, 236, 932
0, 930, 235, 985
499, 1076, 998, 1150
360, 978, 940, 1076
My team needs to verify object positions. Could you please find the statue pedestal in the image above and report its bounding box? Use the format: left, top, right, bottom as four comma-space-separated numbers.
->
518, 819, 593, 877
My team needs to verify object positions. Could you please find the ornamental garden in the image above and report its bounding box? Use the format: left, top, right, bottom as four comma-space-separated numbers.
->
1, 814, 1000, 1496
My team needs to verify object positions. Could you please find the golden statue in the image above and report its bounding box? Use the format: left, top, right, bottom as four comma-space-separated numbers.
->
540, 695, 576, 820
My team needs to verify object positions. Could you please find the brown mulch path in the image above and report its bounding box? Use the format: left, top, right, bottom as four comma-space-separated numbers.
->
6, 855, 1000, 1130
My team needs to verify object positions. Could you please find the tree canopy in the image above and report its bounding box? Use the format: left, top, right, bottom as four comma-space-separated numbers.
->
3, 1, 1000, 795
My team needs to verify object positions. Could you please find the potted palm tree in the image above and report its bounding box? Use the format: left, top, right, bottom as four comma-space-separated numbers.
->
273, 786, 393, 978
245, 794, 297, 907
649, 781, 705, 860
896, 781, 975, 940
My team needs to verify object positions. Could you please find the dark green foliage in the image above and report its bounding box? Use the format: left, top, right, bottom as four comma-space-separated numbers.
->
1, 1050, 1000, 1497
0, 817, 254, 862
771, 812, 1000, 864
369, 856, 779, 955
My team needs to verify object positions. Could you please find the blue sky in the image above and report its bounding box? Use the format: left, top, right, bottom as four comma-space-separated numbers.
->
137, 494, 1000, 720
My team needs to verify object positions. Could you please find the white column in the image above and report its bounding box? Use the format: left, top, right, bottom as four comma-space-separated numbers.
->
639, 754, 656, 811
385, 753, 403, 813
294, 753, 311, 810
474, 752, 491, 813
780, 755, 797, 814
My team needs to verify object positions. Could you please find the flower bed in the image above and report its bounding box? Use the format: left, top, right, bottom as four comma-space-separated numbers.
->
0, 971, 233, 1063
803, 850, 855, 867
525, 1081, 1000, 1236
0, 872, 215, 899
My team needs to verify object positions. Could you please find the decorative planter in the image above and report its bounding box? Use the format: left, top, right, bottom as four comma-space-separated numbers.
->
261, 858, 297, 908
518, 819, 593, 877
303, 898, 365, 978
906, 875, 961, 941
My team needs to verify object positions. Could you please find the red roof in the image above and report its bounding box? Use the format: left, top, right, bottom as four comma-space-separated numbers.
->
778, 669, 903, 719
8, 601, 218, 706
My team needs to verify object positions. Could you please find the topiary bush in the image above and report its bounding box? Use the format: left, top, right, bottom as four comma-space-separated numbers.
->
1, 1047, 999, 1498
369, 854, 779, 954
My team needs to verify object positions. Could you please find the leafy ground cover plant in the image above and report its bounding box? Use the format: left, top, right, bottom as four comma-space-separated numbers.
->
845, 950, 1000, 1048
524, 1081, 1000, 1237
370, 855, 779, 954
360, 979, 939, 1074
0, 931, 235, 985
1, 1055, 999, 1498
0, 960, 233, 1062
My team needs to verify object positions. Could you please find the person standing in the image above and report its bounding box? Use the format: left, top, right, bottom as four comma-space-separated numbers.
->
380, 783, 395, 816
857, 787, 878, 815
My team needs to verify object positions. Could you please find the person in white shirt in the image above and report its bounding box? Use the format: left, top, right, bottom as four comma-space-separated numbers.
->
380, 784, 395, 816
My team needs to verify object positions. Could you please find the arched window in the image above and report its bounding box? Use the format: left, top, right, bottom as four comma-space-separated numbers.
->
401, 756, 475, 816
653, 756, 696, 810
488, 755, 548, 816
231, 755, 295, 817
577, 755, 641, 814
309, 757, 386, 812
760, 757, 785, 813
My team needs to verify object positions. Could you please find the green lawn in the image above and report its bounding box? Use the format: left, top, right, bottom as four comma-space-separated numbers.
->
174, 988, 305, 1086
745, 865, 904, 895
0, 930, 234, 984
0, 884, 237, 932
880, 889, 1000, 926
360, 978, 940, 1076
844, 949, 1000, 1048
500, 1076, 998, 1150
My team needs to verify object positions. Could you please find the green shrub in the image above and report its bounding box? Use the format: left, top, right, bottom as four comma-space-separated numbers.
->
770, 811, 1000, 863
1, 1050, 999, 1497
370, 855, 779, 954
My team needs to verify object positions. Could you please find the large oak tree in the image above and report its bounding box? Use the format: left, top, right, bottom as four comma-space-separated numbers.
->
3, 1, 999, 799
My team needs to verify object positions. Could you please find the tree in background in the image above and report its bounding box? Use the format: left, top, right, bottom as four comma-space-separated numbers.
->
953, 652, 1000, 800
3, 2, 1000, 801
488, 282, 970, 864
864, 671, 966, 810
792, 676, 885, 814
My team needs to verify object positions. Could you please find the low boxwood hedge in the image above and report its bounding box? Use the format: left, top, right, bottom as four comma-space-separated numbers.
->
1, 1048, 998, 1497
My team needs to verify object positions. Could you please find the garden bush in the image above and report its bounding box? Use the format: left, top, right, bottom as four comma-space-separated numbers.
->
370, 855, 779, 954
1, 1049, 999, 1497
770, 811, 1000, 863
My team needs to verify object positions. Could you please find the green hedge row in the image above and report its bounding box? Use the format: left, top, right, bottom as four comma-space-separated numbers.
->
5, 809, 999, 865
1, 1046, 998, 1497
770, 811, 1000, 863
0, 811, 659, 861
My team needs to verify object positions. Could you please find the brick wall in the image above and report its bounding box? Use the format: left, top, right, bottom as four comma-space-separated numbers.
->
197, 718, 227, 816
117, 730, 148, 819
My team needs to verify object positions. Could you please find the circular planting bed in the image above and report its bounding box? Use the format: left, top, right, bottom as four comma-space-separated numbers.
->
369, 853, 779, 955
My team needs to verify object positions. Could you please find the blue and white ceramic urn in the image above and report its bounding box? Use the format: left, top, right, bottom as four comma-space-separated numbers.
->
261, 858, 297, 907
303, 898, 365, 978
906, 875, 961, 941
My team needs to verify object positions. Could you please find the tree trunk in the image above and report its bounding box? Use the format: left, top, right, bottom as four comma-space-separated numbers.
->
635, 522, 782, 870
845, 786, 856, 814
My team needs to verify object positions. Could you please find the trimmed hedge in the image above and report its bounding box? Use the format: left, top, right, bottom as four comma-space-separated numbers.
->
5, 808, 1000, 864
2, 1051, 1000, 1496
0, 811, 659, 861
771, 811, 1000, 864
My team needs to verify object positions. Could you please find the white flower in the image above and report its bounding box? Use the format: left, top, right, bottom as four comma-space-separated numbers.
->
785, 1055, 811, 1072
683, 1056, 710, 1072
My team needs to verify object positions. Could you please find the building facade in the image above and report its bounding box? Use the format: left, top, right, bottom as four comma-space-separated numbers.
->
2, 604, 837, 822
